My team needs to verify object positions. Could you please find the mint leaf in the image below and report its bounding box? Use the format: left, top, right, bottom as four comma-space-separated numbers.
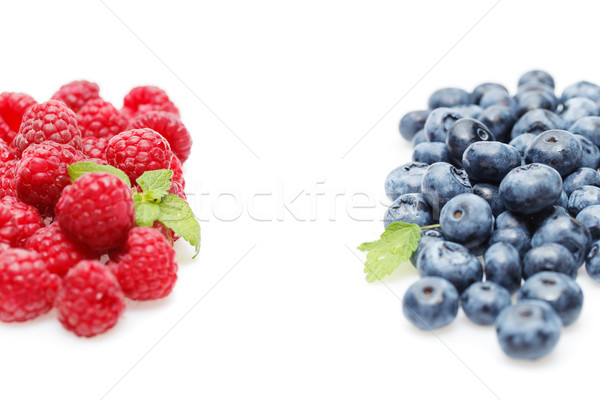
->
157, 194, 201, 256
68, 161, 131, 186
135, 201, 160, 227
358, 222, 421, 282
136, 170, 173, 201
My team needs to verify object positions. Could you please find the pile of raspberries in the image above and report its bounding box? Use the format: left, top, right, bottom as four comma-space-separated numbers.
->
0, 81, 193, 337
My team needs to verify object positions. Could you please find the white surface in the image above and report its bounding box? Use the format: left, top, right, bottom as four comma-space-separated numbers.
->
1, 1, 600, 399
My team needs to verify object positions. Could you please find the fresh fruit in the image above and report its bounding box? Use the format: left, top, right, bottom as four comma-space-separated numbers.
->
420, 162, 472, 218
384, 162, 428, 201
461, 281, 511, 326
522, 244, 577, 279
439, 193, 493, 248
122, 86, 179, 117
399, 110, 429, 142
446, 118, 494, 165
383, 193, 432, 228
129, 111, 192, 162
499, 163, 563, 214
402, 276, 459, 330
51, 80, 100, 113
0, 195, 44, 247
76, 98, 128, 139
484, 242, 521, 294
0, 92, 37, 144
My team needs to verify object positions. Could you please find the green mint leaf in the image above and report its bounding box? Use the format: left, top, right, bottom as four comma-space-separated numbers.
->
358, 222, 421, 282
157, 194, 201, 256
68, 161, 131, 186
136, 169, 173, 201
135, 202, 160, 227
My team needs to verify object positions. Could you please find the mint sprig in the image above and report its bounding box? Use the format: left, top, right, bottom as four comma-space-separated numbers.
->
68, 161, 131, 186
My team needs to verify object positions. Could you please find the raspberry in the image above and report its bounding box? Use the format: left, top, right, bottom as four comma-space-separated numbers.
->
81, 136, 109, 161
0, 92, 37, 144
0, 196, 44, 247
122, 86, 179, 118
110, 227, 177, 300
0, 249, 61, 322
14, 100, 83, 156
76, 99, 128, 139
15, 142, 86, 215
169, 181, 187, 200
51, 80, 100, 113
0, 160, 17, 199
26, 223, 93, 277
106, 128, 173, 183
0, 138, 16, 163
169, 155, 185, 188
0, 204, 17, 246
129, 111, 191, 162
55, 260, 125, 337
55, 172, 135, 251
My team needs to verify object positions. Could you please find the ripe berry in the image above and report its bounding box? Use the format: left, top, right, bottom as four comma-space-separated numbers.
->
129, 111, 191, 162
0, 196, 44, 247
0, 92, 37, 144
55, 172, 135, 252
76, 99, 128, 139
403, 276, 459, 330
122, 86, 179, 118
0, 204, 17, 247
0, 249, 61, 322
0, 159, 17, 199
106, 128, 173, 183
51, 80, 100, 113
81, 136, 109, 161
169, 154, 185, 188
111, 227, 178, 300
55, 260, 125, 337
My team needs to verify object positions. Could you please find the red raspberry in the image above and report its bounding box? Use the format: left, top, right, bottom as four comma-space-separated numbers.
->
106, 128, 173, 183
0, 204, 17, 247
0, 249, 61, 322
0, 196, 44, 247
0, 92, 37, 144
0, 160, 17, 199
169, 181, 187, 200
15, 142, 86, 215
26, 223, 93, 277
169, 155, 185, 188
81, 136, 109, 161
111, 227, 177, 300
55, 260, 125, 337
0, 138, 16, 163
55, 172, 135, 251
77, 99, 128, 139
129, 111, 191, 162
14, 100, 83, 156
122, 86, 179, 118
51, 80, 100, 113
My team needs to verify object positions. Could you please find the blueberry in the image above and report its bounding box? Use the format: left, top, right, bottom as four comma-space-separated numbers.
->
517, 91, 556, 116
518, 271, 583, 326
478, 105, 517, 143
561, 80, 600, 103
573, 134, 600, 170
384, 162, 429, 201
383, 193, 433, 228
472, 183, 505, 217
528, 205, 569, 232
567, 185, 600, 216
499, 163, 563, 214
524, 130, 582, 177
428, 87, 472, 109
421, 162, 472, 219
488, 228, 531, 259
495, 210, 531, 235
451, 104, 483, 119
399, 110, 430, 141
484, 242, 522, 294
563, 167, 600, 196
576, 205, 600, 240
417, 240, 483, 293
439, 193, 493, 248
531, 214, 592, 267
462, 141, 521, 184
569, 116, 600, 147
410, 228, 445, 267
480, 89, 516, 109
496, 300, 562, 360
511, 109, 561, 139
509, 133, 537, 158
423, 107, 463, 143
585, 241, 600, 281
522, 244, 578, 280
472, 82, 509, 104
559, 97, 599, 129
412, 142, 449, 164
411, 129, 427, 147
556, 190, 568, 209
446, 118, 494, 165
402, 277, 459, 330
461, 281, 512, 326
518, 70, 555, 89
514, 83, 559, 111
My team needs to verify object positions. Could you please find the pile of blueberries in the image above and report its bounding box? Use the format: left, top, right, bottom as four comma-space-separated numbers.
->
387, 70, 600, 360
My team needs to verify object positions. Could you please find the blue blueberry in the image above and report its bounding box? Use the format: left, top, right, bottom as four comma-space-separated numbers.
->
495, 211, 531, 235
558, 97, 599, 129
574, 134, 600, 170
402, 277, 459, 330
461, 281, 512, 326
522, 244, 577, 280
411, 128, 427, 147
518, 70, 555, 89
417, 240, 483, 293
511, 109, 561, 139
451, 104, 483, 119
428, 87, 472, 109
585, 241, 600, 282
412, 142, 449, 164
423, 107, 463, 142
563, 167, 600, 196
561, 80, 600, 103
472, 183, 505, 217
496, 300, 562, 360
384, 193, 433, 228
499, 163, 563, 214
517, 91, 556, 116
509, 133, 536, 158
484, 242, 522, 294
410, 228, 445, 267
567, 185, 600, 216
399, 110, 430, 141
528, 205, 569, 232
518, 271, 583, 326
515, 83, 559, 111
524, 130, 582, 177
446, 118, 494, 165
421, 162, 472, 219
569, 116, 600, 147
472, 82, 509, 104
462, 141, 521, 183
488, 228, 531, 259
478, 105, 517, 144
531, 214, 592, 267
439, 193, 493, 248
480, 89, 515, 109
575, 205, 600, 241
384, 162, 428, 201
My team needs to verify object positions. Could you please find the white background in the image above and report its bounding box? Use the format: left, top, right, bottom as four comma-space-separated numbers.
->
1, 1, 600, 399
